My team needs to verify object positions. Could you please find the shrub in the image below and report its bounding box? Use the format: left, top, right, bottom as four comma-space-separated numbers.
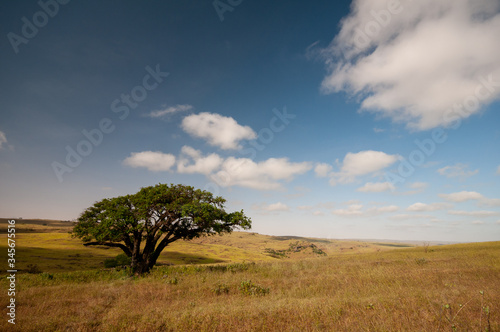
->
40, 272, 54, 280
311, 244, 327, 256
415, 257, 427, 265
239, 280, 269, 296
167, 277, 178, 285
26, 264, 41, 274
226, 262, 252, 273
104, 254, 131, 268
264, 248, 288, 258
265, 241, 326, 258
212, 283, 230, 295
206, 262, 253, 273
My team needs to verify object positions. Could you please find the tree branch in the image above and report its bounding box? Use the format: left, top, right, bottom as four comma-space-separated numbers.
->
83, 241, 132, 256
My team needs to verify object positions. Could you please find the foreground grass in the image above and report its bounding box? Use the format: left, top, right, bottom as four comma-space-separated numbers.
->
1, 241, 499, 331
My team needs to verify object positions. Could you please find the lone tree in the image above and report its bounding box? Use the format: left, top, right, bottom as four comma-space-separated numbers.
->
72, 183, 251, 274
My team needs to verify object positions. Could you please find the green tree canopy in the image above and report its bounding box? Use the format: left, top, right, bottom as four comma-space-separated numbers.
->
72, 183, 251, 273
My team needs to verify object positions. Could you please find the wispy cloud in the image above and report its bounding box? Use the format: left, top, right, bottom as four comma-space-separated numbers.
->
480, 198, 500, 207
260, 202, 290, 212
390, 214, 434, 221
437, 163, 478, 179
439, 190, 500, 208
439, 191, 484, 203
448, 210, 499, 218
407, 202, 452, 212
181, 112, 257, 150
0, 131, 8, 150
332, 204, 364, 216
367, 205, 399, 214
147, 104, 193, 118
331, 204, 399, 217
409, 182, 429, 190
357, 181, 395, 193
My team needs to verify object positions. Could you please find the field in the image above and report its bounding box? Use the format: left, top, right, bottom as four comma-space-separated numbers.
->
1, 219, 499, 331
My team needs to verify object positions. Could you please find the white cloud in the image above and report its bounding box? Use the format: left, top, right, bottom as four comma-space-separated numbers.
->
332, 204, 364, 216
472, 220, 485, 225
298, 202, 335, 211
314, 163, 333, 177
439, 191, 500, 207
329, 150, 399, 185
181, 112, 256, 150
322, 0, 500, 131
123, 151, 176, 172
176, 146, 223, 175
262, 202, 290, 212
285, 186, 311, 199
407, 202, 452, 212
390, 214, 434, 221
377, 205, 399, 213
212, 157, 312, 190
448, 210, 499, 217
439, 191, 484, 202
480, 198, 500, 207
373, 127, 385, 133
343, 199, 362, 205
0, 131, 7, 149
313, 211, 324, 216
125, 145, 311, 191
357, 181, 395, 192
253, 202, 291, 214
409, 182, 428, 190
367, 205, 399, 214
437, 163, 478, 179
147, 104, 193, 118
399, 182, 429, 195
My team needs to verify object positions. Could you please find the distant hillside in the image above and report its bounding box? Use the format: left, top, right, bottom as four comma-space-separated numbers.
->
0, 218, 413, 274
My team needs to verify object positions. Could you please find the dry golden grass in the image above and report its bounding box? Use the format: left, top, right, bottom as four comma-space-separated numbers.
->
1, 240, 499, 331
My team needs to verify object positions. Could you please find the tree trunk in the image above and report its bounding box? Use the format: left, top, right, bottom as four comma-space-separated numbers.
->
131, 257, 152, 274
129, 234, 173, 274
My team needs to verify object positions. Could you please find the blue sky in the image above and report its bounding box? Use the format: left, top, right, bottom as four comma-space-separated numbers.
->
1, 0, 499, 242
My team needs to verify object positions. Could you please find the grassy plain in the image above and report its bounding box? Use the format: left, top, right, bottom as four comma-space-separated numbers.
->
0, 219, 498, 331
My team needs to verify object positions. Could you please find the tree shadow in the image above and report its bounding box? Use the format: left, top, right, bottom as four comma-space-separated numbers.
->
158, 251, 226, 265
